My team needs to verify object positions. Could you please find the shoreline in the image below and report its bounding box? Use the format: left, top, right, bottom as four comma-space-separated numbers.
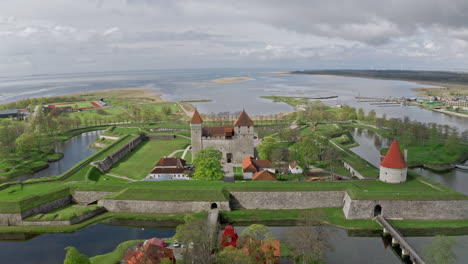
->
290, 72, 468, 119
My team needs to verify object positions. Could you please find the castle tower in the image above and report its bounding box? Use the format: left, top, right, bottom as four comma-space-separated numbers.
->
233, 110, 255, 162
190, 110, 203, 158
379, 140, 407, 183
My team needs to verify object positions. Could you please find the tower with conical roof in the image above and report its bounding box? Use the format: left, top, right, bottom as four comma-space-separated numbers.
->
379, 140, 408, 183
190, 109, 203, 158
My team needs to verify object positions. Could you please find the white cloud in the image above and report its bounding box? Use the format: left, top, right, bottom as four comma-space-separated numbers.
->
1, 0, 468, 75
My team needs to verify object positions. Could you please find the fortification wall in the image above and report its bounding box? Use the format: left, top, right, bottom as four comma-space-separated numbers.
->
92, 134, 147, 172
0, 213, 22, 226
0, 195, 72, 226
343, 192, 468, 219
19, 207, 106, 226
72, 191, 114, 204
229, 191, 345, 210
343, 161, 365, 179
98, 199, 230, 213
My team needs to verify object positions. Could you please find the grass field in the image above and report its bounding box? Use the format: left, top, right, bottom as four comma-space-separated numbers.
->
90, 240, 144, 264
108, 137, 190, 180
49, 101, 98, 109
25, 205, 101, 221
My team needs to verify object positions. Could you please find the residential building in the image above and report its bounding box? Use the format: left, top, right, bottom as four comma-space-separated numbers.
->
288, 161, 303, 174
242, 156, 274, 179
145, 157, 189, 181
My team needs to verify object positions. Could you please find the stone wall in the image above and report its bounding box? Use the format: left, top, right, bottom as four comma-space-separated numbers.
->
0, 195, 71, 226
92, 134, 147, 172
0, 213, 22, 226
19, 207, 106, 226
72, 191, 114, 204
229, 191, 345, 210
342, 192, 468, 220
21, 196, 72, 219
98, 199, 230, 213
343, 161, 365, 179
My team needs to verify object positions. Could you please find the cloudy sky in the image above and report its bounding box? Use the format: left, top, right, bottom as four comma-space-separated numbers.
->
1, 0, 468, 76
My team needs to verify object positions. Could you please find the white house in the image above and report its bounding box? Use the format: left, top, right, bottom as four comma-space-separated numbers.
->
145, 157, 190, 181
288, 161, 303, 174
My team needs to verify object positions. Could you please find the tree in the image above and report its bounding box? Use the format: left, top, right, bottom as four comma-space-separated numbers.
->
285, 212, 333, 264
366, 109, 376, 122
63, 246, 90, 264
174, 215, 217, 264
257, 137, 278, 160
357, 108, 365, 120
423, 236, 457, 264
193, 148, 224, 180
216, 246, 253, 264
445, 131, 459, 155
238, 224, 277, 264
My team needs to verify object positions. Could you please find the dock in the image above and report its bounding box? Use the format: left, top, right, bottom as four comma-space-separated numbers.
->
375, 215, 425, 264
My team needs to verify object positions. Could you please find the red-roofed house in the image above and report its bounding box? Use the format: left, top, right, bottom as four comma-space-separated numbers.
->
379, 140, 408, 183
145, 157, 189, 181
253, 170, 277, 181
242, 157, 275, 179
190, 110, 256, 164
122, 238, 176, 264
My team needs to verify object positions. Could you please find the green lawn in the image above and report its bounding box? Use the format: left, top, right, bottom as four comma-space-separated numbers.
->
52, 102, 96, 109
90, 240, 144, 264
108, 137, 190, 180
25, 205, 101, 221
70, 107, 127, 123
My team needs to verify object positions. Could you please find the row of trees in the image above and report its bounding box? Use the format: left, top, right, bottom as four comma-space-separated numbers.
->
174, 212, 333, 264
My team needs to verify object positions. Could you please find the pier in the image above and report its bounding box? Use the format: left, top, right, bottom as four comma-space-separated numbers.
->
375, 215, 425, 264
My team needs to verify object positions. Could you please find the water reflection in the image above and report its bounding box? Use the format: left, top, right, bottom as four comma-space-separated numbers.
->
349, 128, 468, 195
10, 130, 103, 182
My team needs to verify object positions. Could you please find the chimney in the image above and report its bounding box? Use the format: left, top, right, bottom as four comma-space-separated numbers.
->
404, 149, 408, 162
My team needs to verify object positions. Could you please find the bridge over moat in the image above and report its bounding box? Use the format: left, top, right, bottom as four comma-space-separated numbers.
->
375, 215, 425, 264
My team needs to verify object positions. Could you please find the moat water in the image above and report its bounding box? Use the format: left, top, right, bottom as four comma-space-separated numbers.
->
349, 127, 468, 195
9, 130, 103, 182
0, 223, 466, 264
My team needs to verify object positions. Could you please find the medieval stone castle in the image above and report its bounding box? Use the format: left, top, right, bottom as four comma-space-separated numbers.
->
190, 110, 255, 163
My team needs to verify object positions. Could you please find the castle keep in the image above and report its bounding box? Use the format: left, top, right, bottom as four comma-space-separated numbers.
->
190, 110, 255, 163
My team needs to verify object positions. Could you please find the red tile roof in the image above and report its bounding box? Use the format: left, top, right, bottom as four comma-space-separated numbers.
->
242, 157, 273, 173
380, 140, 407, 169
253, 159, 272, 169
242, 157, 258, 172
253, 170, 277, 181
202, 126, 234, 137
234, 111, 254, 127
190, 109, 203, 124
155, 157, 186, 168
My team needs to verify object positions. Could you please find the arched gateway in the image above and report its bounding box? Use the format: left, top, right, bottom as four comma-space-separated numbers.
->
374, 205, 382, 217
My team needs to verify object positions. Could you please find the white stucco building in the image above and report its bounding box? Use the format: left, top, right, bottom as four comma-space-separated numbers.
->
288, 161, 303, 174
145, 157, 190, 181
